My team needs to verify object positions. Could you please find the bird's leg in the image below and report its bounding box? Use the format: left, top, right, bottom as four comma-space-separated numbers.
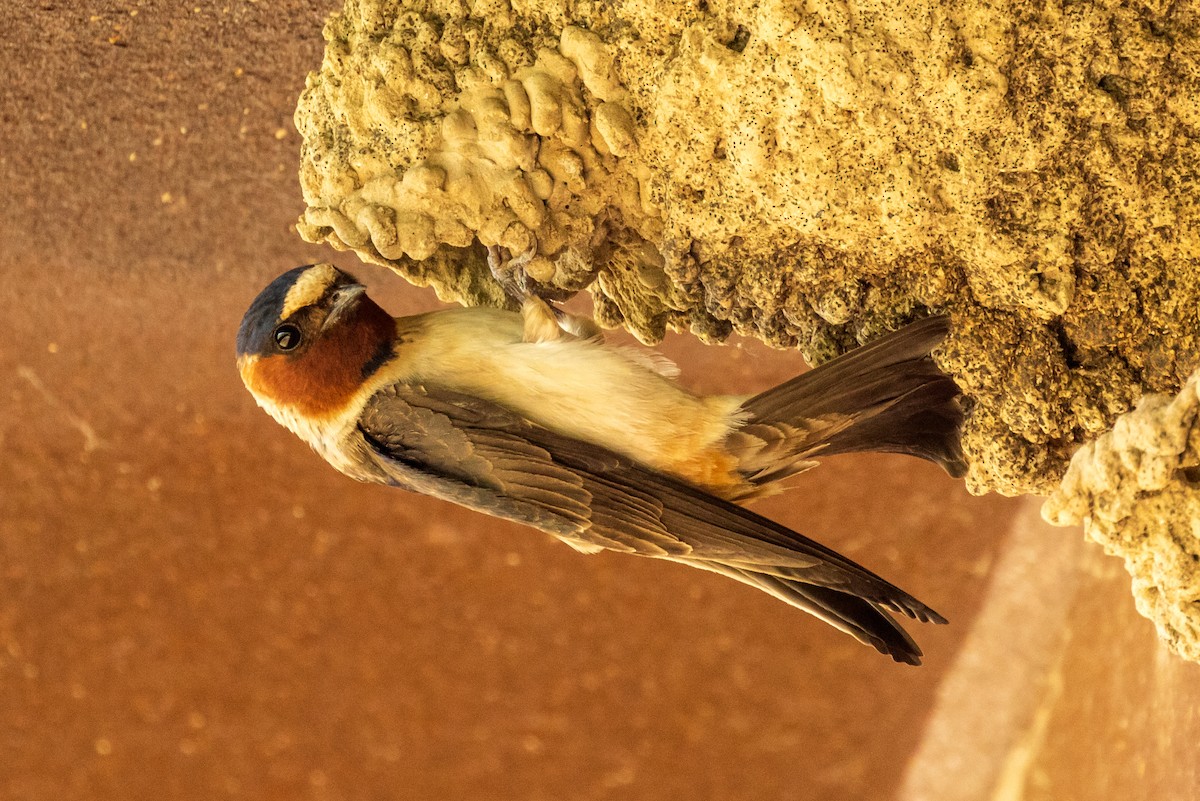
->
486, 243, 535, 304
547, 304, 603, 342
487, 244, 601, 343
521, 296, 571, 343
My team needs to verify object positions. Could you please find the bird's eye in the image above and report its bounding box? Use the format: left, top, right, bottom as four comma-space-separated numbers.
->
274, 324, 302, 351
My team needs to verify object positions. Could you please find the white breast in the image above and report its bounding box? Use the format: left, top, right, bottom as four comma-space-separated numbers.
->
404, 307, 745, 472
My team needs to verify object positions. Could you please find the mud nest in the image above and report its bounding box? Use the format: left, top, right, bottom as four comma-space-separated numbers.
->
293, 0, 1200, 502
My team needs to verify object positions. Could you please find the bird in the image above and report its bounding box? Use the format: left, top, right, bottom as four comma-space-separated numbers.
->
236, 262, 966, 665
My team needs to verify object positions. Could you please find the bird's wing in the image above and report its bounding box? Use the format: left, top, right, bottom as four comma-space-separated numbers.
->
355, 382, 942, 626
683, 560, 926, 665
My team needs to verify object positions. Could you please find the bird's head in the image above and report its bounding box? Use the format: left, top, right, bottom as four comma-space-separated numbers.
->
236, 264, 396, 426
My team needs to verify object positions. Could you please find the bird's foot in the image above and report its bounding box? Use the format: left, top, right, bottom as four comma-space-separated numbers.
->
487, 244, 601, 343
486, 243, 536, 304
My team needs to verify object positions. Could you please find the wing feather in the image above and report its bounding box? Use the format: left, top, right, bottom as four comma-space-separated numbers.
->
355, 382, 943, 653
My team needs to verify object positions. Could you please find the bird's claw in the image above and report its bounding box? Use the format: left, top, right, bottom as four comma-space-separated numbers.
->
487, 245, 601, 344
486, 244, 535, 305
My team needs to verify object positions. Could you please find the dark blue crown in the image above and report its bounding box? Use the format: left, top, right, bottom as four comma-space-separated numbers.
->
235, 265, 315, 358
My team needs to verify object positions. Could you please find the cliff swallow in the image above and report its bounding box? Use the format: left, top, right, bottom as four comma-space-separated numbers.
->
236, 263, 965, 664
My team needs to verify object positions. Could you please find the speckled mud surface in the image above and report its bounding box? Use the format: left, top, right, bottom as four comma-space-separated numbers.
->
1045, 370, 1200, 663
295, 0, 1200, 498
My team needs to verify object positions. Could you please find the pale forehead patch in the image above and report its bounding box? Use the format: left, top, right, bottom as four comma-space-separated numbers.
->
281, 263, 340, 320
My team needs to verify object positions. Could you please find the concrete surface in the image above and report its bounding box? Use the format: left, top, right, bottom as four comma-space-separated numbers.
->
2, 3, 1199, 800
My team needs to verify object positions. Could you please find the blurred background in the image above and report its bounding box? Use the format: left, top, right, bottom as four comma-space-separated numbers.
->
3, 3, 1198, 799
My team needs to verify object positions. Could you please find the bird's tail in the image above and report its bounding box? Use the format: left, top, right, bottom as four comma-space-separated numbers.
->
735, 316, 966, 483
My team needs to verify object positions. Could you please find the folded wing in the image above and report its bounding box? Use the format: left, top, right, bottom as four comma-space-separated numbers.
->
355, 382, 945, 664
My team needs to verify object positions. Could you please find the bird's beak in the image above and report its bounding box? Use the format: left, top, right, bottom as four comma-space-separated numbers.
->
322, 283, 366, 331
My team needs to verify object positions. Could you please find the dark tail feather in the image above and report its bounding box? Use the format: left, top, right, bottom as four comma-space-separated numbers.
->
742, 316, 966, 477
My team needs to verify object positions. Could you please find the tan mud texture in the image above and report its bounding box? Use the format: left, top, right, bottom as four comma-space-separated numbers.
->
295, 0, 1200, 500
5, 2, 1200, 801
